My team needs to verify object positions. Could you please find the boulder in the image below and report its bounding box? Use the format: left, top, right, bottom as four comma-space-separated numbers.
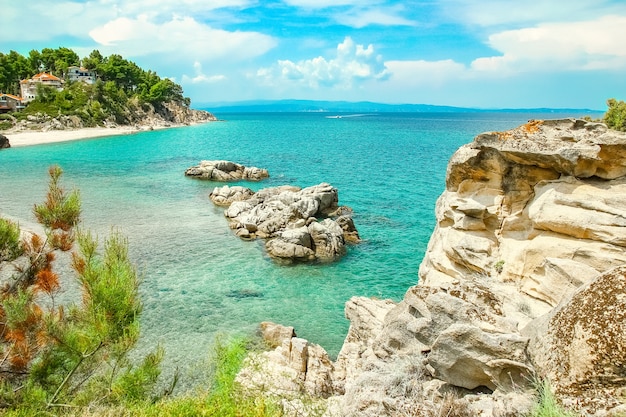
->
236, 323, 334, 399
0, 134, 9, 149
185, 160, 269, 181
524, 265, 626, 412
209, 185, 255, 206
214, 182, 359, 263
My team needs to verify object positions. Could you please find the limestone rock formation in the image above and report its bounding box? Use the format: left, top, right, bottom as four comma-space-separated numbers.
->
234, 119, 626, 416
524, 265, 626, 413
0, 134, 9, 149
212, 183, 360, 263
236, 321, 335, 399
185, 160, 269, 181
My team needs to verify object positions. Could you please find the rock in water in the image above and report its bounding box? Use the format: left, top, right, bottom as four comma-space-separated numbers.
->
185, 160, 269, 181
211, 182, 360, 263
0, 134, 10, 149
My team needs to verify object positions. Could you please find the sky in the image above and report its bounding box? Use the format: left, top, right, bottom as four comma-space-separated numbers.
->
3, 0, 626, 109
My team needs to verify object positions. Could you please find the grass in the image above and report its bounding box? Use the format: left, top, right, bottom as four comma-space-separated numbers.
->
530, 381, 577, 417
123, 337, 282, 417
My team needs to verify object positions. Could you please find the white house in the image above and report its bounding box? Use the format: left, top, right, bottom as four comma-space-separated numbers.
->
66, 66, 96, 84
19, 72, 65, 103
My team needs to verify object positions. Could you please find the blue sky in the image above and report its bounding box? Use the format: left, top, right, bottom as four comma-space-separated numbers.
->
3, 0, 626, 109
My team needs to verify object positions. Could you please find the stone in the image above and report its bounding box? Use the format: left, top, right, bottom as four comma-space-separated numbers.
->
185, 160, 269, 181
0, 134, 10, 149
236, 324, 334, 399
524, 265, 626, 407
209, 185, 255, 206
260, 321, 296, 348
215, 182, 359, 263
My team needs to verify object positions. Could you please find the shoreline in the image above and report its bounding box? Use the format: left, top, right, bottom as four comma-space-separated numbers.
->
3, 125, 173, 148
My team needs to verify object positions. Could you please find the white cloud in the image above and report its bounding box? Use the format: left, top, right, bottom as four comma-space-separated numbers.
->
386, 60, 467, 86
182, 62, 227, 84
471, 15, 626, 73
89, 15, 277, 62
438, 0, 625, 27
282, 0, 380, 8
335, 7, 416, 28
257, 37, 388, 89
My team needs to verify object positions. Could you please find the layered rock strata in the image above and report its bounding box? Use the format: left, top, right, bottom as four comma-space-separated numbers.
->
210, 183, 360, 263
185, 160, 269, 181
236, 119, 626, 416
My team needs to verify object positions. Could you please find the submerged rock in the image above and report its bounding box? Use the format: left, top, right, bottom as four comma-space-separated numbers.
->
211, 182, 360, 264
185, 160, 269, 181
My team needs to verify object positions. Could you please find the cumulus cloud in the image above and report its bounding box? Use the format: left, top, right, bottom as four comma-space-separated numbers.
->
89, 14, 276, 62
182, 62, 227, 84
258, 37, 388, 89
471, 15, 626, 73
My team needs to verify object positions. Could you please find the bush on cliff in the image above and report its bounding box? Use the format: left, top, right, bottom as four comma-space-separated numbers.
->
604, 98, 626, 131
0, 166, 161, 413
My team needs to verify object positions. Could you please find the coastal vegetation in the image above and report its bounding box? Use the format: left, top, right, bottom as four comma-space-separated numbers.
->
0, 167, 161, 414
0, 48, 189, 127
604, 98, 626, 131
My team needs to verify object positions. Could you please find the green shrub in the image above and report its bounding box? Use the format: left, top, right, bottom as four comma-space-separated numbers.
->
604, 98, 626, 131
0, 217, 22, 262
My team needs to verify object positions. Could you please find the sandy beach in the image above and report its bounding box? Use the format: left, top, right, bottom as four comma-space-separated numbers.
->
3, 126, 144, 148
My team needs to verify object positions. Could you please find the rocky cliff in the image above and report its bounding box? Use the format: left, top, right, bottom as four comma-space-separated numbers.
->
1, 100, 216, 132
237, 119, 626, 416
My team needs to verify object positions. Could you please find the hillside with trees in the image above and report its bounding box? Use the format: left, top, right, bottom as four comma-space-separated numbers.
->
0, 48, 214, 130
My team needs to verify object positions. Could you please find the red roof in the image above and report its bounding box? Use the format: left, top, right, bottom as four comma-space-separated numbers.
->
21, 72, 64, 83
0, 93, 23, 101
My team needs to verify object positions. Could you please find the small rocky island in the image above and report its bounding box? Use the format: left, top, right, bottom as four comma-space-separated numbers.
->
209, 180, 359, 263
185, 160, 269, 181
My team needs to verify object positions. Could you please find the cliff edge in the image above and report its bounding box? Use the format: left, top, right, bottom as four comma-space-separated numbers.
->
237, 119, 626, 416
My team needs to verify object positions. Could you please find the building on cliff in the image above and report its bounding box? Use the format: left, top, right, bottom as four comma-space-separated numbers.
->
19, 72, 64, 103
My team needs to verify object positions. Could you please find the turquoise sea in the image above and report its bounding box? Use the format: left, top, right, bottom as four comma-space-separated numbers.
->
0, 111, 590, 387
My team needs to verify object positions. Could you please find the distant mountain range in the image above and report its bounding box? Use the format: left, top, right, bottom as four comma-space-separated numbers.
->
198, 99, 603, 114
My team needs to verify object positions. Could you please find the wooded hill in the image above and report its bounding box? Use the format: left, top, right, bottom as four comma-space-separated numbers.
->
0, 48, 191, 127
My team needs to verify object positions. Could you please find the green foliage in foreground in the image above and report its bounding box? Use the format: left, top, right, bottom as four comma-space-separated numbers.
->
604, 98, 626, 131
530, 381, 577, 417
0, 218, 22, 262
127, 337, 282, 417
0, 167, 161, 414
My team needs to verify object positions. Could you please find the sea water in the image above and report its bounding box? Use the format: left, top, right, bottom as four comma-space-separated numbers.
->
0, 111, 588, 387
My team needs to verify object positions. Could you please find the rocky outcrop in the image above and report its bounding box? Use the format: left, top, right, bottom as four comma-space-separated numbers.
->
211, 183, 359, 263
1, 101, 216, 133
0, 134, 9, 149
524, 265, 626, 413
236, 322, 335, 398
185, 160, 269, 181
236, 119, 626, 416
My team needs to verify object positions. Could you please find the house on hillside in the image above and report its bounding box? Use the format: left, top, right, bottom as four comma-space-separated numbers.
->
0, 94, 25, 113
20, 72, 65, 103
66, 66, 96, 84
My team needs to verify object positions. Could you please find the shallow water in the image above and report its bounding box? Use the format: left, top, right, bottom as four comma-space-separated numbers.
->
0, 111, 587, 388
